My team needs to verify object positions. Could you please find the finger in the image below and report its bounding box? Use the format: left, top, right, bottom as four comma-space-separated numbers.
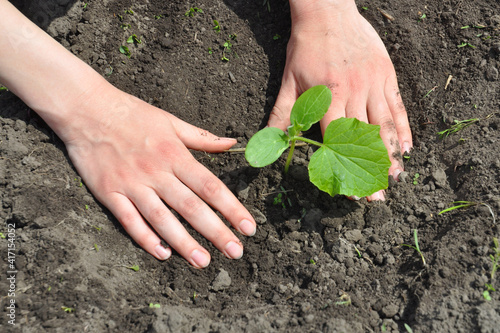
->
267, 74, 298, 130
130, 187, 212, 268
173, 157, 256, 238
367, 88, 404, 181
385, 75, 412, 154
104, 192, 172, 261
344, 90, 369, 124
319, 83, 348, 134
158, 174, 245, 260
166, 113, 237, 152
367, 190, 385, 202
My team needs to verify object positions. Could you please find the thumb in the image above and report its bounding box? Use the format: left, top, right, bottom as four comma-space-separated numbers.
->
267, 77, 298, 131
167, 115, 237, 152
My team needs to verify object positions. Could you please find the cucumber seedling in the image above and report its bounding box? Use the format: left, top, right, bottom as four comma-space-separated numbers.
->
245, 85, 391, 198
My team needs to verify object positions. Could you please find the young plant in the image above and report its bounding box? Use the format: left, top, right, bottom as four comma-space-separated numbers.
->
127, 34, 142, 44
119, 45, 131, 58
438, 118, 480, 139
213, 20, 221, 33
245, 85, 390, 198
185, 7, 203, 17
439, 201, 496, 224
401, 229, 426, 266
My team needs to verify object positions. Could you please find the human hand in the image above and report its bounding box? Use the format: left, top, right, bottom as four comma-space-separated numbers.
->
269, 1, 412, 200
62, 84, 256, 268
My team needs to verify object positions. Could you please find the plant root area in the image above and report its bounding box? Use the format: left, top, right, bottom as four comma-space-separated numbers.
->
1, 0, 499, 332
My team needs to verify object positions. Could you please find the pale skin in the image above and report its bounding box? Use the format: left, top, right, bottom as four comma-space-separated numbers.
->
0, 0, 411, 267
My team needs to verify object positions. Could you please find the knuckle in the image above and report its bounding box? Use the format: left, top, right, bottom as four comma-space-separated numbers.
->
179, 196, 203, 218
119, 211, 138, 231
149, 206, 171, 223
201, 177, 221, 197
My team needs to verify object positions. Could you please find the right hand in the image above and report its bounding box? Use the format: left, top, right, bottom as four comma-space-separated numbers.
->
62, 84, 256, 268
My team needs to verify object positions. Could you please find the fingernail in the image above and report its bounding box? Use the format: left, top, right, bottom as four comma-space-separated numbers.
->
219, 137, 236, 141
239, 219, 256, 236
191, 249, 210, 268
402, 141, 412, 154
370, 190, 385, 201
155, 245, 171, 260
224, 241, 243, 259
393, 169, 403, 182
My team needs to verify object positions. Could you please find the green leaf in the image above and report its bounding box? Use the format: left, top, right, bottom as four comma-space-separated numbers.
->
308, 118, 390, 197
245, 127, 289, 167
290, 85, 332, 132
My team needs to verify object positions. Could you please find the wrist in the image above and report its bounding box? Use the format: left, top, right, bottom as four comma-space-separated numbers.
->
289, 0, 359, 31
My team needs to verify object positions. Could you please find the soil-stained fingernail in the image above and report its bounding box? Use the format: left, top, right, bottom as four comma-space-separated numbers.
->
155, 245, 171, 260
239, 219, 256, 236
402, 141, 412, 154
393, 169, 403, 182
190, 249, 210, 268
224, 241, 243, 259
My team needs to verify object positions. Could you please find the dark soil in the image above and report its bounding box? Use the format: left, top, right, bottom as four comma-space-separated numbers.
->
1, 0, 500, 332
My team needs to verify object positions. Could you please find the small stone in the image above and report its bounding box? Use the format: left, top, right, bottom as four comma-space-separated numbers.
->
485, 66, 499, 81
228, 72, 236, 83
250, 208, 267, 225
398, 171, 409, 183
432, 168, 447, 188
344, 229, 363, 242
381, 304, 399, 318
210, 269, 231, 291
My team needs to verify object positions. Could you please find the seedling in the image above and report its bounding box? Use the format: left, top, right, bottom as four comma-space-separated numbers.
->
438, 118, 480, 139
401, 229, 426, 266
213, 20, 221, 33
149, 303, 161, 308
120, 23, 131, 30
0, 86, 8, 92
404, 324, 414, 333
61, 306, 75, 313
0, 232, 5, 239
208, 47, 213, 55
273, 34, 281, 40
418, 13, 426, 21
127, 34, 142, 44
93, 243, 99, 252
119, 45, 131, 58
125, 9, 134, 15
483, 290, 492, 301
309, 258, 316, 265
154, 14, 163, 20
185, 7, 203, 17
439, 201, 495, 224
272, 186, 292, 209
83, 3, 88, 9
412, 173, 420, 185
127, 264, 140, 272
361, 6, 368, 10
92, 225, 102, 232
263, 0, 271, 12
245, 85, 390, 198
457, 42, 476, 49
422, 85, 438, 98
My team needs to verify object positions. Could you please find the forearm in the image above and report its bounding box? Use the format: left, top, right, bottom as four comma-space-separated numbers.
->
0, 0, 110, 142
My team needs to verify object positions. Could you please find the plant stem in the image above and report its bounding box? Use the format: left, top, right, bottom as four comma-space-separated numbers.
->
284, 139, 296, 174
284, 136, 323, 174
294, 136, 323, 147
